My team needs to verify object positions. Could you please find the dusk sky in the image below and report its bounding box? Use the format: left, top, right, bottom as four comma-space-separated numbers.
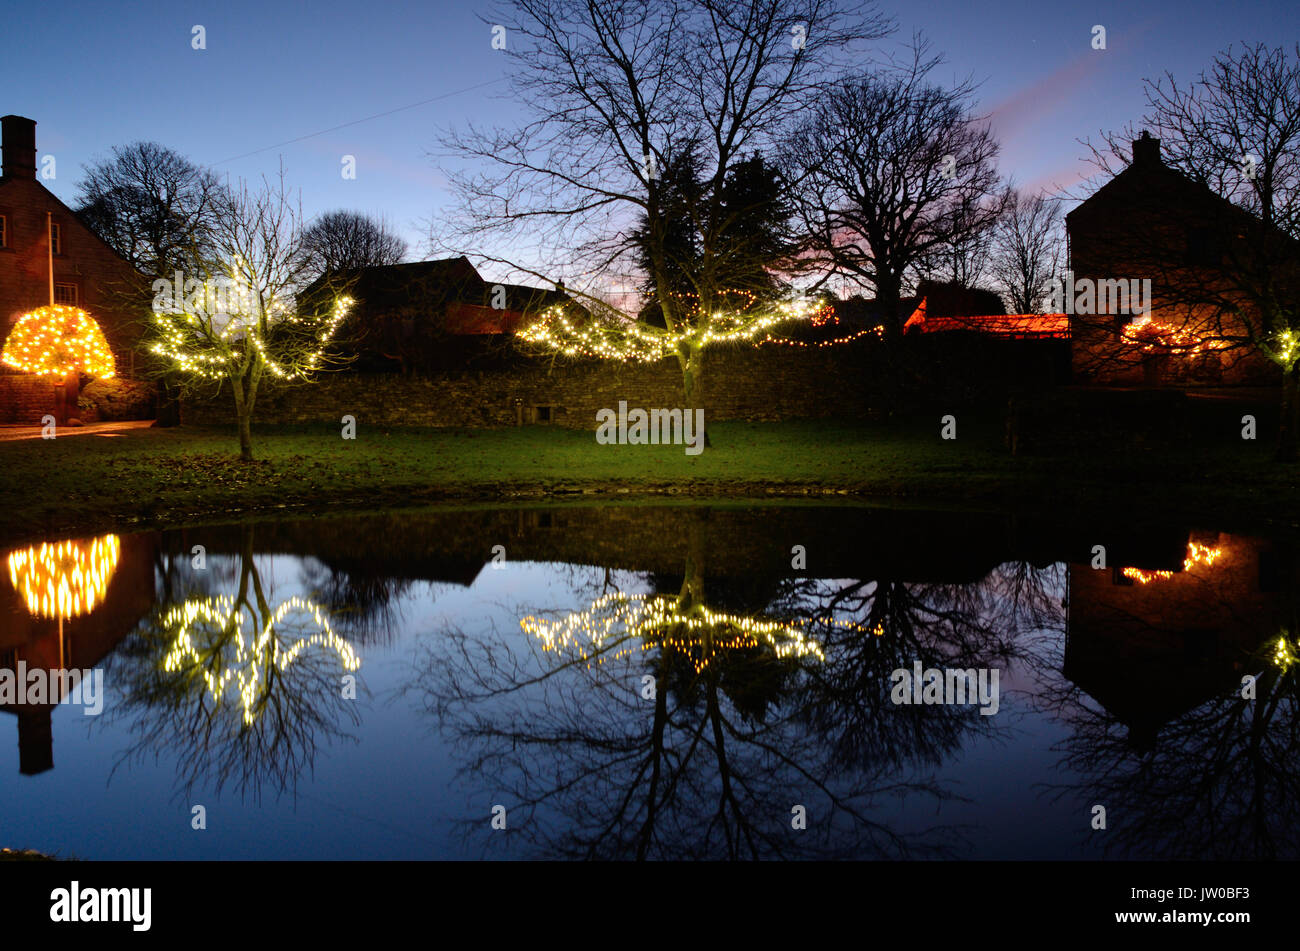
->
3, 0, 1297, 285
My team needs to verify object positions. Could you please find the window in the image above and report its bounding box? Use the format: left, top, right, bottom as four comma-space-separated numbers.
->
54, 283, 78, 305
0, 214, 6, 248
50, 222, 62, 255
535, 405, 553, 423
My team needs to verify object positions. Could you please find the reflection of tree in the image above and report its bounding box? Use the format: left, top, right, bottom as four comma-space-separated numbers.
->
1038, 625, 1300, 860
418, 526, 1059, 859
772, 563, 1063, 773
106, 525, 361, 802
298, 557, 413, 646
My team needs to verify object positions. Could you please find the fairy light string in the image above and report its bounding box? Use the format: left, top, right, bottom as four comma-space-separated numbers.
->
518, 290, 880, 361
149, 267, 352, 380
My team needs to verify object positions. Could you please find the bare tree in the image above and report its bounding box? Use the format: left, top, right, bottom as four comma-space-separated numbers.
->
1080, 43, 1300, 459
301, 210, 407, 280
76, 142, 227, 276
434, 0, 892, 431
147, 169, 354, 461
782, 42, 1003, 341
989, 187, 1065, 313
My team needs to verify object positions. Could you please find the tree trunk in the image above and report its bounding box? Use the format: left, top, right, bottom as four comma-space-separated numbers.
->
63, 370, 80, 424
876, 274, 904, 343
1277, 362, 1300, 463
876, 275, 906, 413
231, 375, 255, 462
678, 342, 712, 449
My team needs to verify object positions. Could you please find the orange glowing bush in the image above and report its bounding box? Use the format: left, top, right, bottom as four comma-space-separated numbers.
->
1, 305, 116, 379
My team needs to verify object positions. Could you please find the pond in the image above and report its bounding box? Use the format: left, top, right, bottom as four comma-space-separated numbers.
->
1, 504, 1296, 860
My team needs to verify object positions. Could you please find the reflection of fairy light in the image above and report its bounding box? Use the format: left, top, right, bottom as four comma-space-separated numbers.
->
7, 534, 121, 618
1121, 541, 1223, 584
160, 595, 360, 726
522, 592, 866, 674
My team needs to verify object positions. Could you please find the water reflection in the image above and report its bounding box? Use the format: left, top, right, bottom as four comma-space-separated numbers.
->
1, 532, 155, 774
416, 511, 1057, 859
1038, 532, 1300, 859
105, 524, 362, 801
1, 507, 1296, 860
8, 534, 121, 618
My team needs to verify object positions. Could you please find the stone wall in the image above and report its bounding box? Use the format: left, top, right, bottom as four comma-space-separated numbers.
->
0, 368, 54, 423
182, 340, 884, 429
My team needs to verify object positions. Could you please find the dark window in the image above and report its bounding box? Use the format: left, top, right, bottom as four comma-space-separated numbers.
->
0, 214, 6, 248
535, 405, 552, 422
50, 222, 62, 255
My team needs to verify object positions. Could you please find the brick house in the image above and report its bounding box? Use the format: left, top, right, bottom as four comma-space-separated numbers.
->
0, 115, 145, 423
1066, 131, 1289, 387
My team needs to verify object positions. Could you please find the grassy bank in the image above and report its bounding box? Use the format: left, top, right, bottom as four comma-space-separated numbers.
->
0, 416, 1297, 544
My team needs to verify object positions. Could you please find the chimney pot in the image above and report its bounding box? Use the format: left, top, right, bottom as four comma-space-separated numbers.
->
1, 115, 37, 180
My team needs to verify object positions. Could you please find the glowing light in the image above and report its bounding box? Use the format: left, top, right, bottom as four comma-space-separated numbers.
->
1121, 541, 1223, 584
518, 592, 876, 675
0, 306, 116, 379
159, 595, 360, 726
517, 291, 861, 362
1121, 315, 1227, 355
1276, 329, 1296, 364
6, 534, 121, 618
1273, 634, 1296, 671
149, 273, 353, 381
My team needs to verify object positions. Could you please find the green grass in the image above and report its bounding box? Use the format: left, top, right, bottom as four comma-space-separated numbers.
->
0, 416, 1296, 544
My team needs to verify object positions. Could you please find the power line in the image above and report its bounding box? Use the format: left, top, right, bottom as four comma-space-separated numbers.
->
211, 76, 508, 166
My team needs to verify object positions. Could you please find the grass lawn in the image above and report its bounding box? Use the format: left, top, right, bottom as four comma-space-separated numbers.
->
0, 415, 1297, 544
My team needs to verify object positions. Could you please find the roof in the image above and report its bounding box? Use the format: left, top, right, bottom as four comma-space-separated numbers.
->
1066, 136, 1266, 235
318, 257, 574, 334
904, 298, 1070, 339
0, 174, 146, 276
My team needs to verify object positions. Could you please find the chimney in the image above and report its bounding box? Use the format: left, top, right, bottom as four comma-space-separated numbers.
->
1131, 130, 1161, 168
1, 115, 37, 180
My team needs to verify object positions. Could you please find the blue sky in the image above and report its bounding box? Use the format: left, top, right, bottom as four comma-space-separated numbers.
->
2, 0, 1296, 283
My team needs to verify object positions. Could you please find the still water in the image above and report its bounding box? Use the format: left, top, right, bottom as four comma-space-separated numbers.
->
1, 504, 1296, 860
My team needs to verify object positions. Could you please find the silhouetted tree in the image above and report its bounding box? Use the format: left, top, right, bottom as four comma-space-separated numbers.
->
783, 41, 1003, 341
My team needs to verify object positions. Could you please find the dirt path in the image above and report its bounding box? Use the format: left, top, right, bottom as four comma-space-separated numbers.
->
0, 420, 156, 442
